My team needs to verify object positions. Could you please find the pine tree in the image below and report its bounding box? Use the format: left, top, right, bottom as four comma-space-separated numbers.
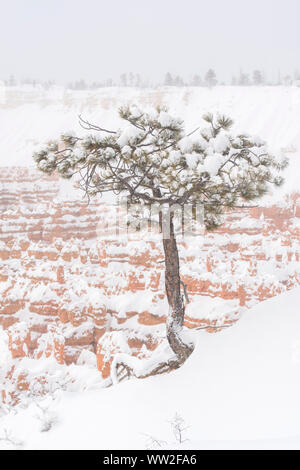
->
128, 72, 134, 87
120, 73, 127, 87
204, 69, 217, 88
238, 72, 250, 86
106, 78, 113, 87
253, 70, 264, 86
135, 73, 141, 88
74, 79, 87, 90
191, 75, 202, 86
174, 75, 184, 87
283, 75, 292, 86
164, 72, 174, 86
7, 75, 16, 87
33, 106, 287, 381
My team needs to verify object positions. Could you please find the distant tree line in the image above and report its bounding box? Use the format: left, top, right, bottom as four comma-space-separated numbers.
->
2, 75, 56, 89
2, 69, 300, 90
164, 69, 299, 87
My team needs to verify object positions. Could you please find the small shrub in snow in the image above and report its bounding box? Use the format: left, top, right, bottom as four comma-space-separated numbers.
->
34, 400, 57, 433
142, 412, 189, 449
0, 428, 23, 448
169, 412, 190, 445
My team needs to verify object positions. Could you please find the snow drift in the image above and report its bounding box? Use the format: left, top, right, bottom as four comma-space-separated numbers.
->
1, 287, 300, 450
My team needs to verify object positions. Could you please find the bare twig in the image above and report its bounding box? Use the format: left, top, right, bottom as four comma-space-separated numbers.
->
195, 323, 235, 331
180, 280, 190, 304
78, 115, 116, 134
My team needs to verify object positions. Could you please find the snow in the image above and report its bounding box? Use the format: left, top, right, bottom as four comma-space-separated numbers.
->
179, 136, 193, 153
116, 125, 142, 147
29, 284, 58, 303
213, 133, 230, 153
157, 111, 175, 127
185, 295, 240, 320
1, 287, 300, 449
1, 85, 300, 449
185, 153, 198, 170
1, 86, 300, 202
0, 328, 10, 368
202, 153, 225, 177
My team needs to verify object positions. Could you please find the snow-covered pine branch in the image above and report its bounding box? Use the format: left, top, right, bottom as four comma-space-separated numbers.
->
33, 105, 287, 230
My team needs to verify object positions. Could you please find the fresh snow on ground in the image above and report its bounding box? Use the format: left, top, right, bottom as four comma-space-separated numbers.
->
1, 287, 300, 450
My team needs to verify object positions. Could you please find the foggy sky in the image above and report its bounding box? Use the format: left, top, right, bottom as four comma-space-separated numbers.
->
0, 0, 299, 83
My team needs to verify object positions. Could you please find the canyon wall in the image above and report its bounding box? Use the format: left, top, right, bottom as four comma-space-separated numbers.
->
1, 85, 300, 391
1, 167, 300, 382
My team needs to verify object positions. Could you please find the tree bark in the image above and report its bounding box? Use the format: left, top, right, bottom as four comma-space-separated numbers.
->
111, 208, 194, 383
162, 212, 194, 363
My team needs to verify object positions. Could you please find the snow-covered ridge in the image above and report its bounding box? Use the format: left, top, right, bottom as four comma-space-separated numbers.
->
0, 86, 299, 201
2, 287, 300, 449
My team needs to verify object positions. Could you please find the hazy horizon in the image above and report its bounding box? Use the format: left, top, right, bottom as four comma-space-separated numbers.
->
0, 0, 299, 84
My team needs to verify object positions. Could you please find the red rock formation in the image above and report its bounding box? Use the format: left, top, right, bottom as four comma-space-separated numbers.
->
96, 331, 130, 379
35, 325, 65, 364
8, 322, 31, 359
1, 167, 300, 379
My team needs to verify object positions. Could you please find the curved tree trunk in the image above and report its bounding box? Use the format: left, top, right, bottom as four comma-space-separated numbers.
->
162, 213, 194, 363
111, 209, 194, 383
